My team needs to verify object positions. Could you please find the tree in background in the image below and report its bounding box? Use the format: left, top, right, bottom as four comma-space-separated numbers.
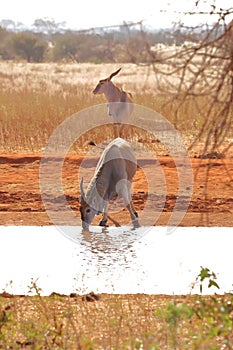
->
6, 32, 48, 62
0, 20, 180, 63
138, 2, 233, 157
52, 33, 80, 62
0, 26, 11, 59
33, 18, 66, 34
52, 32, 117, 63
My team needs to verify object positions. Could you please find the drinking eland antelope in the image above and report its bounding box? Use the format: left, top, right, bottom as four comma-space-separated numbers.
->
92, 68, 133, 137
79, 137, 140, 231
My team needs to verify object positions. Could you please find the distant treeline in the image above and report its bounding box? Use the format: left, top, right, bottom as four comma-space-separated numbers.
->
0, 19, 214, 63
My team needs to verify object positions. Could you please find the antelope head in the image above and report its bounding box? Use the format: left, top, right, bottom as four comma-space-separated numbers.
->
92, 68, 121, 95
79, 178, 96, 231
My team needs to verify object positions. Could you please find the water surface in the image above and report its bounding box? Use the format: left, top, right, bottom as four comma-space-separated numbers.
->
0, 226, 232, 295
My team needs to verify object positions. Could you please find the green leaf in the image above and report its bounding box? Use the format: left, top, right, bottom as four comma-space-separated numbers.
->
208, 280, 220, 290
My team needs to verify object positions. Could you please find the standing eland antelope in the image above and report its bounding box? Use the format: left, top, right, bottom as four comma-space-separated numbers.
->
92, 68, 133, 137
79, 137, 140, 231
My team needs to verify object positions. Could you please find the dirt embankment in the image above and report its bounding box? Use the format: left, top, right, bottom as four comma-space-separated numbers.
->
0, 154, 232, 226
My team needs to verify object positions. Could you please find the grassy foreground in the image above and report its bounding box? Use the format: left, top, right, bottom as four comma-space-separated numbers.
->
0, 292, 233, 349
0, 269, 233, 349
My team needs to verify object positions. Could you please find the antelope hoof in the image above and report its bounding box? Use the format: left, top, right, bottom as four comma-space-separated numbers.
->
99, 219, 108, 227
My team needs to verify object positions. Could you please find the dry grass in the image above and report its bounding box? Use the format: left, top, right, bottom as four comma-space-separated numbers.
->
0, 290, 233, 349
1, 61, 226, 155
0, 62, 156, 93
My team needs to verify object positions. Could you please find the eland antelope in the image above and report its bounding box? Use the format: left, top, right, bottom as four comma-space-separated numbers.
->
92, 68, 133, 137
79, 137, 140, 231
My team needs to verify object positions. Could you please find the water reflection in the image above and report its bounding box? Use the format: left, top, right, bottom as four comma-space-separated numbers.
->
53, 225, 154, 295
60, 225, 150, 251
59, 226, 151, 274
81, 228, 137, 262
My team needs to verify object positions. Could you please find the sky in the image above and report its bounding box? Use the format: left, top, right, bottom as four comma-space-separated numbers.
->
1, 0, 233, 30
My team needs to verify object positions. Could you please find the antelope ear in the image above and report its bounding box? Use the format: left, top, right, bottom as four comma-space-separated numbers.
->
109, 68, 121, 80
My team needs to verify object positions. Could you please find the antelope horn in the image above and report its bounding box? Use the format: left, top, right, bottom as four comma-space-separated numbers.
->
109, 68, 121, 80
80, 177, 86, 201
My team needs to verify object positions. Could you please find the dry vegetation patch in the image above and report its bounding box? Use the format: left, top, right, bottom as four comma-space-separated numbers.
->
0, 292, 233, 349
0, 62, 232, 158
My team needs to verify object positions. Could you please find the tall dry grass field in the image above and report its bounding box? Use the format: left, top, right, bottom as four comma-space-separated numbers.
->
0, 61, 218, 155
